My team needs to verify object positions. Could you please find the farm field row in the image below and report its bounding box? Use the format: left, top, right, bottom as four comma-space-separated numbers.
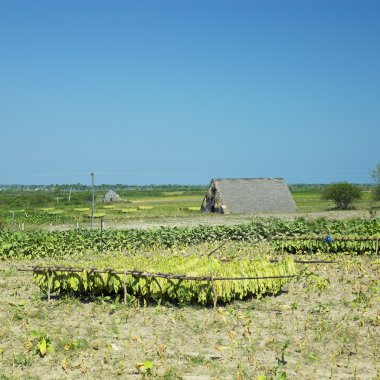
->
2, 217, 380, 260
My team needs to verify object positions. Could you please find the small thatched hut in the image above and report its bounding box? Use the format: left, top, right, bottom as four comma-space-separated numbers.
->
201, 178, 296, 214
103, 189, 121, 202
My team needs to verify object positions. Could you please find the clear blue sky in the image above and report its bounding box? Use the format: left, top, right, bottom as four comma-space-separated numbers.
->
1, 1, 379, 185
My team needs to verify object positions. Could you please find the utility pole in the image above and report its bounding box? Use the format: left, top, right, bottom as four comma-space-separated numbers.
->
91, 172, 95, 229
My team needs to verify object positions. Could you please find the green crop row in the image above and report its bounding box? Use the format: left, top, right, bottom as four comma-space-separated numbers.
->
1, 217, 379, 260
272, 238, 379, 254
32, 255, 296, 305
0, 210, 75, 225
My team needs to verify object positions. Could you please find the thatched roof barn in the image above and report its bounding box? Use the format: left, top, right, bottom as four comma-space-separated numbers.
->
201, 178, 296, 214
103, 189, 121, 202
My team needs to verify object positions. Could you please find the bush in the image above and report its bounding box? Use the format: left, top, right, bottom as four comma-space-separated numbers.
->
373, 184, 380, 202
63, 191, 93, 205
321, 182, 362, 210
8, 193, 53, 208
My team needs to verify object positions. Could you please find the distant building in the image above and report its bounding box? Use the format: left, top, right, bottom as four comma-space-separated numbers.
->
103, 189, 121, 202
201, 178, 296, 214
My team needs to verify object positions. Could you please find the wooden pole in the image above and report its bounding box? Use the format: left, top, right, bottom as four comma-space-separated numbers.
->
211, 274, 217, 309
100, 217, 103, 252
123, 270, 127, 305
47, 272, 54, 302
207, 241, 227, 258
91, 173, 95, 229
18, 266, 296, 282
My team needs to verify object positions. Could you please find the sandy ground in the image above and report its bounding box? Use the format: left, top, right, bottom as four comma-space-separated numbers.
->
1, 254, 379, 379
46, 210, 372, 231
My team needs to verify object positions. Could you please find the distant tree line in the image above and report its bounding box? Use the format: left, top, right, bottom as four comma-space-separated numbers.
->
0, 185, 208, 209
0, 184, 208, 192
0, 191, 94, 208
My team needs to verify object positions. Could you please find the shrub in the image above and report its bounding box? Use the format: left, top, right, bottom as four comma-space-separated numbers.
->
371, 163, 380, 183
321, 182, 362, 210
373, 184, 380, 202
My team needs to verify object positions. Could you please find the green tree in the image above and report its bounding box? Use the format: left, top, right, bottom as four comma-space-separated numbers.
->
321, 182, 362, 210
371, 163, 380, 201
373, 184, 380, 202
371, 163, 380, 183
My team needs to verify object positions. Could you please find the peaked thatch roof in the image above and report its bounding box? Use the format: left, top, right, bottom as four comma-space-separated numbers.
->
202, 178, 296, 214
103, 189, 121, 202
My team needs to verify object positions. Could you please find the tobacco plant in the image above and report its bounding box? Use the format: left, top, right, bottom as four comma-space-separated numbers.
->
1, 217, 379, 259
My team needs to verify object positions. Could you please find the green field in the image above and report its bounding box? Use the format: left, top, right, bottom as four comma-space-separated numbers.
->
0, 185, 378, 230
291, 190, 374, 212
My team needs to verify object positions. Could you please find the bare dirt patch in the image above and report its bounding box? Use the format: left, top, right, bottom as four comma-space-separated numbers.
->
49, 210, 372, 231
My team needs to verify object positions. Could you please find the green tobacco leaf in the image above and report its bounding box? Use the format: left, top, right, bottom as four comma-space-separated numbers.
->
38, 338, 47, 356
143, 360, 154, 369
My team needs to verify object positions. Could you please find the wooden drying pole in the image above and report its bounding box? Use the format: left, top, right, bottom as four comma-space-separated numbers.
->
18, 266, 297, 282
91, 172, 95, 229
270, 236, 380, 242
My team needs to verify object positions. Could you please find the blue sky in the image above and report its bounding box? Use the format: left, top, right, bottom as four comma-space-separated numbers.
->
0, 0, 379, 185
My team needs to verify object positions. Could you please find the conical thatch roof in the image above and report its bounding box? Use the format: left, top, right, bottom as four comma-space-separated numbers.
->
201, 178, 296, 214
